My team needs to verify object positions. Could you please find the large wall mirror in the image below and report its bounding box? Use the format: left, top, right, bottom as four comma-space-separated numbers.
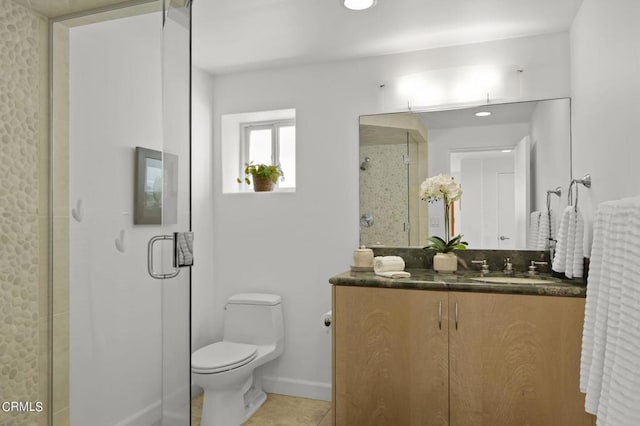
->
359, 98, 571, 250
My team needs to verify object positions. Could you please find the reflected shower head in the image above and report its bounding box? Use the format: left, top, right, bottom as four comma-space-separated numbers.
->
360, 157, 370, 171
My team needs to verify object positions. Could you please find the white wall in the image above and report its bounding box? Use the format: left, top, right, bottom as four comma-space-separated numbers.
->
570, 0, 640, 255
207, 32, 571, 399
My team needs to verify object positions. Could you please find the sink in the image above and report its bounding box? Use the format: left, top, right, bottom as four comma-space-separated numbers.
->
470, 276, 551, 285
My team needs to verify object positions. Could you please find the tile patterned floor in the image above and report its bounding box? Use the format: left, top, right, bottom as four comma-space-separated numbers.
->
191, 393, 332, 426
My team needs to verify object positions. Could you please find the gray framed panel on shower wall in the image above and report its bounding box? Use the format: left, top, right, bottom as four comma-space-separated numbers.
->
134, 146, 179, 225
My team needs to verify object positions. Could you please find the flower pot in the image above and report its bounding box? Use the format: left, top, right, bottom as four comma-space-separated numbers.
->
433, 252, 457, 273
253, 175, 274, 192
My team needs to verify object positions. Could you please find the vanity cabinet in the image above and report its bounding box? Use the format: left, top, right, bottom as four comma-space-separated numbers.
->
332, 286, 593, 426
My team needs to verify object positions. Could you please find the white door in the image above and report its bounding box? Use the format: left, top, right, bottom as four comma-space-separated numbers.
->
497, 172, 516, 249
514, 136, 531, 248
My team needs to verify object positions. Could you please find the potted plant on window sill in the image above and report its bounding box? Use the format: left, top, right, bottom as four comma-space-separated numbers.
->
237, 162, 283, 192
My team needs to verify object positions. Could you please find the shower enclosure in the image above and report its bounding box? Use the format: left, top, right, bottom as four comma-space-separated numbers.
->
359, 113, 428, 247
50, 1, 192, 424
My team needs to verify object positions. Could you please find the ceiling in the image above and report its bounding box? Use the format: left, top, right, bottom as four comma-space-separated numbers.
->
193, 0, 584, 75
17, 0, 583, 75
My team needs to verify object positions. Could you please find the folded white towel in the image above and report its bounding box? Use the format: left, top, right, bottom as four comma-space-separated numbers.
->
373, 256, 405, 273
375, 271, 411, 279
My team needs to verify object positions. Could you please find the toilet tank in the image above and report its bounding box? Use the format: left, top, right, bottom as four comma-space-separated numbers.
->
223, 293, 284, 347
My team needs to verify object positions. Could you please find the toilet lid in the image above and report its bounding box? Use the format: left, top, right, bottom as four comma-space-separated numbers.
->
191, 341, 258, 374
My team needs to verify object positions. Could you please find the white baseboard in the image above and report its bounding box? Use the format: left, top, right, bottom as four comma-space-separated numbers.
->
115, 385, 191, 426
114, 400, 161, 426
261, 376, 331, 401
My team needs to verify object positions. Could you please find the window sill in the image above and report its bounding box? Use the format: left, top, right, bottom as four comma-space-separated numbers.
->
223, 188, 296, 195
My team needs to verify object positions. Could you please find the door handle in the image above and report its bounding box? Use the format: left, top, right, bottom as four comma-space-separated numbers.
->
147, 232, 194, 279
499, 235, 510, 241
455, 302, 459, 330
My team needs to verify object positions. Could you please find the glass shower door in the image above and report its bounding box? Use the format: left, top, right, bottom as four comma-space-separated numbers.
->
52, 1, 191, 425
159, 1, 192, 424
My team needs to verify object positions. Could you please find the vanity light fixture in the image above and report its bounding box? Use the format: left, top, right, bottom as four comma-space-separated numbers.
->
475, 111, 492, 117
342, 0, 377, 11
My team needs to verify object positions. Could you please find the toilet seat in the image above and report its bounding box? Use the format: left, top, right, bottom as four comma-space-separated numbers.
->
192, 341, 258, 374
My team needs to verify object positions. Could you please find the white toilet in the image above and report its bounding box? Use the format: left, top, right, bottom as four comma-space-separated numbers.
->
192, 293, 284, 426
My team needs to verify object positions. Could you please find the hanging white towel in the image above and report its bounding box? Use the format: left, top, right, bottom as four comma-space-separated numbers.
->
528, 211, 541, 249
552, 206, 584, 278
537, 209, 557, 250
569, 212, 584, 278
552, 206, 572, 273
580, 196, 640, 425
537, 212, 550, 249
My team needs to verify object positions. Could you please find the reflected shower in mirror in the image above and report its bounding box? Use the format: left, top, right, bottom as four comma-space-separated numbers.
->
359, 98, 571, 249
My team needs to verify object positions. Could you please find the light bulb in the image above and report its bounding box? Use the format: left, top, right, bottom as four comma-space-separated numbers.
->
343, 0, 377, 11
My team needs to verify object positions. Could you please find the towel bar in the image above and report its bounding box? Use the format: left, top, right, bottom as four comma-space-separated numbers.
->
568, 174, 592, 212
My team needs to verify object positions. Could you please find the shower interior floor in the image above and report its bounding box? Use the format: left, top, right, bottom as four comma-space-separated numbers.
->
191, 393, 332, 426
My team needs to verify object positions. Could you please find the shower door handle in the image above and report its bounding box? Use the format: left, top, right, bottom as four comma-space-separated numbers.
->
147, 232, 194, 279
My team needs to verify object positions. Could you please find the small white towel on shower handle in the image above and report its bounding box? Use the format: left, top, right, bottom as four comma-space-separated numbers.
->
373, 256, 405, 273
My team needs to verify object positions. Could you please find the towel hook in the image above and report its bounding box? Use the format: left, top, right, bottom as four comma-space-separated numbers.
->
568, 174, 592, 212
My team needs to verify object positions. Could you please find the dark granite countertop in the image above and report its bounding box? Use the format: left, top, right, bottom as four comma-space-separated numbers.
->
329, 269, 586, 298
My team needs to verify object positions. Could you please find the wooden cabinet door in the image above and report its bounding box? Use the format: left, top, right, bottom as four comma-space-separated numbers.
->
448, 292, 593, 426
333, 286, 449, 426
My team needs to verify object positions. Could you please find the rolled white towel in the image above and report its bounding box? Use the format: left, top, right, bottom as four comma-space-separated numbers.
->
373, 256, 405, 273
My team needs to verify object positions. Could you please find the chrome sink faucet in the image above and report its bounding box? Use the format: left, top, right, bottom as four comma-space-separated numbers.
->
528, 261, 548, 275
472, 259, 490, 275
503, 258, 513, 275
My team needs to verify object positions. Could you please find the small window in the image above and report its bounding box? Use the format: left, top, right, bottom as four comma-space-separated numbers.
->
221, 109, 296, 193
240, 119, 296, 190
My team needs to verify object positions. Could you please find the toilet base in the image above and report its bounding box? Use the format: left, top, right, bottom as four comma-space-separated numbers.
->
244, 387, 267, 420
200, 375, 267, 426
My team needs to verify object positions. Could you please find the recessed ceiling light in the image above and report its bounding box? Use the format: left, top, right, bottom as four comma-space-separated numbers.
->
475, 111, 492, 117
342, 0, 377, 11
501, 149, 513, 153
